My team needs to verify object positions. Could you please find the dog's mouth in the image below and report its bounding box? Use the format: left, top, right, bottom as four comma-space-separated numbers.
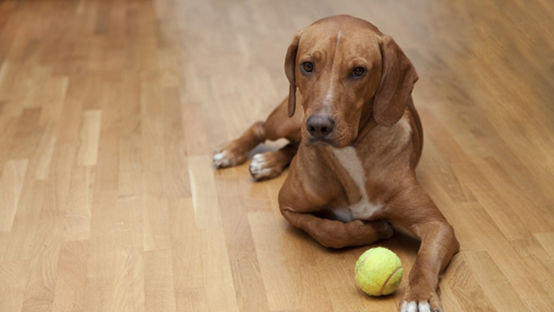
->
307, 137, 336, 146
306, 132, 354, 148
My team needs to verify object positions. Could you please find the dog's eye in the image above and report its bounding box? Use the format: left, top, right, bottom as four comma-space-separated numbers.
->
352, 67, 366, 78
301, 62, 314, 73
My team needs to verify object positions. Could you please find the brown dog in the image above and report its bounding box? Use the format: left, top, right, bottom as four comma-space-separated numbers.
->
213, 15, 459, 312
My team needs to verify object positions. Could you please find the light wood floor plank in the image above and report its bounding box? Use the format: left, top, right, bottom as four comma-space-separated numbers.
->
0, 159, 28, 232
51, 240, 89, 312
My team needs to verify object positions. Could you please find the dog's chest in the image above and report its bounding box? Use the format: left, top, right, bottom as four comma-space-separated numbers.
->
329, 146, 384, 222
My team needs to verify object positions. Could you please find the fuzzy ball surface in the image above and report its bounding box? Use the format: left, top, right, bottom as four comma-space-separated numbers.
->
355, 247, 403, 296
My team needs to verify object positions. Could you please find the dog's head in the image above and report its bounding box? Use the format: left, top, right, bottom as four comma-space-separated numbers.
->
285, 15, 418, 147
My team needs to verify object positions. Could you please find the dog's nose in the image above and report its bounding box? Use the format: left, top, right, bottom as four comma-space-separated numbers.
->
306, 115, 335, 138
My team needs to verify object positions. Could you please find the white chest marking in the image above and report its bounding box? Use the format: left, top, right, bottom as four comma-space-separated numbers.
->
330, 146, 383, 221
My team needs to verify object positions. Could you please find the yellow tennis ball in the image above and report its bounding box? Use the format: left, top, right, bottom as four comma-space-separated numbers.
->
355, 247, 403, 296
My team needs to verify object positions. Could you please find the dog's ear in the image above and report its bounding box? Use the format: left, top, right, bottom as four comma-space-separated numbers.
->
284, 31, 302, 117
373, 35, 418, 126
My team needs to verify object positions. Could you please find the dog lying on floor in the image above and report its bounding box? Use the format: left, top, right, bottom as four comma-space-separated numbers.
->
213, 15, 459, 312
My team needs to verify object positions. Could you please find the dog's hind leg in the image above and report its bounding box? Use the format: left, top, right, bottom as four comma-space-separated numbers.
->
280, 207, 394, 249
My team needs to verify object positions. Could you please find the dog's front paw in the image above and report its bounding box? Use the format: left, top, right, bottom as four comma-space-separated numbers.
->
400, 301, 436, 312
400, 290, 442, 312
213, 144, 248, 169
249, 153, 287, 181
213, 150, 237, 168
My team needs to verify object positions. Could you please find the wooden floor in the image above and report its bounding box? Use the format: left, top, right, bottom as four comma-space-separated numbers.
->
0, 0, 553, 311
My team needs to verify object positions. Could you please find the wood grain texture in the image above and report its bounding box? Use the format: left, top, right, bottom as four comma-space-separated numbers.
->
0, 0, 552, 311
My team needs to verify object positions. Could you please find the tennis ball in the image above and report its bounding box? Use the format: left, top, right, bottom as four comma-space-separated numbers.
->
355, 247, 403, 296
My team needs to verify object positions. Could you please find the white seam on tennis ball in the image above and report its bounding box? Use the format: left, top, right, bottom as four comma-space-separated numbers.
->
354, 249, 374, 275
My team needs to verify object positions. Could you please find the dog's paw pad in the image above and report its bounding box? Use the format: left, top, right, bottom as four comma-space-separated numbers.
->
400, 301, 435, 312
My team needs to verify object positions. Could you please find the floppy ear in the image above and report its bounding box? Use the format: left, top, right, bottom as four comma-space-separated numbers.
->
284, 32, 301, 117
373, 35, 418, 126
